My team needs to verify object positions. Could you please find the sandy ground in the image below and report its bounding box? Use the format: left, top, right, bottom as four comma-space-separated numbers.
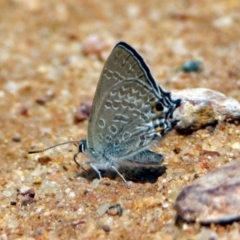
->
0, 0, 240, 239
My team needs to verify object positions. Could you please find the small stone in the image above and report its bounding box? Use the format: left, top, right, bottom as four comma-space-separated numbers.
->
173, 147, 181, 154
12, 136, 21, 142
97, 203, 111, 217
19, 186, 32, 195
37, 156, 52, 165
231, 142, 240, 150
35, 98, 48, 105
65, 188, 76, 199
40, 180, 59, 194
71, 219, 86, 228
77, 208, 84, 214
19, 107, 29, 116
68, 192, 76, 199
82, 35, 110, 56
180, 60, 202, 72
17, 187, 36, 205
127, 4, 140, 18
200, 150, 220, 157
213, 16, 233, 28
4, 81, 20, 94
107, 204, 123, 216
31, 164, 44, 177
171, 39, 188, 55
65, 188, 71, 194
35, 89, 55, 105
102, 225, 111, 233
8, 218, 19, 228
74, 100, 92, 122
3, 188, 15, 198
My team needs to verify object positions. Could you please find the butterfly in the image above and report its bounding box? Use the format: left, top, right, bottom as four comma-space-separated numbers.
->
29, 42, 181, 187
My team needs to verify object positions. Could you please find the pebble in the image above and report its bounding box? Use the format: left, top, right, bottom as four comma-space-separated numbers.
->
40, 180, 60, 194
8, 218, 19, 229
231, 142, 240, 150
4, 81, 20, 94
107, 204, 123, 216
74, 100, 92, 122
71, 219, 86, 228
12, 136, 21, 142
37, 156, 52, 165
19, 186, 32, 195
213, 16, 233, 28
97, 203, 111, 217
3, 188, 15, 198
102, 225, 111, 233
180, 60, 202, 72
82, 35, 110, 56
31, 164, 45, 177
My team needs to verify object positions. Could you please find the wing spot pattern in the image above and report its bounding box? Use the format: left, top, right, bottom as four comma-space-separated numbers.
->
104, 69, 113, 79
98, 118, 105, 128
112, 100, 120, 109
98, 134, 103, 141
113, 114, 129, 123
105, 100, 112, 109
123, 132, 131, 140
113, 71, 125, 81
109, 125, 118, 134
106, 135, 112, 143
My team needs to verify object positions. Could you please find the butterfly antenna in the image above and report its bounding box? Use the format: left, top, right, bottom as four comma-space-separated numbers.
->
28, 141, 79, 154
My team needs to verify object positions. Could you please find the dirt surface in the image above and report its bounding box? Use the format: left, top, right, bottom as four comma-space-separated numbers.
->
1, 0, 240, 239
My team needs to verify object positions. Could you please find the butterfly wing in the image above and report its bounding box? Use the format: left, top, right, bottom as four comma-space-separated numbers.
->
87, 42, 180, 161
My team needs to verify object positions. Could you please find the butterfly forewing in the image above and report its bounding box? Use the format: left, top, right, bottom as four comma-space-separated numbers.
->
87, 42, 177, 161
88, 43, 160, 148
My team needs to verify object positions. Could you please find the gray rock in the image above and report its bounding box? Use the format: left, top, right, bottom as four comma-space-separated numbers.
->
172, 88, 240, 132
174, 158, 240, 223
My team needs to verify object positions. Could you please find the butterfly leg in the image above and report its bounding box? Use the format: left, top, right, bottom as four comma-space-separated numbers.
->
90, 163, 130, 188
90, 163, 103, 181
111, 165, 130, 188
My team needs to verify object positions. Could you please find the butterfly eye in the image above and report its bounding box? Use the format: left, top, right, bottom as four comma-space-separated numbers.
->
153, 102, 164, 113
79, 139, 87, 152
